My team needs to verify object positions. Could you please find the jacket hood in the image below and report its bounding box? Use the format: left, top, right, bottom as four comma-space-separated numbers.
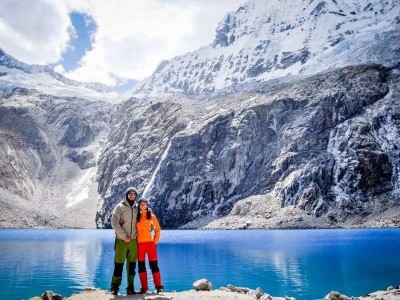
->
125, 187, 138, 201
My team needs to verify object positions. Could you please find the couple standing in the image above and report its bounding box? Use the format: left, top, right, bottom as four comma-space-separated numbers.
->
110, 187, 164, 295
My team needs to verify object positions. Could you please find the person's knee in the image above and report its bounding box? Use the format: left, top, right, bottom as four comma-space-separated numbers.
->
128, 262, 136, 275
138, 261, 146, 273
149, 260, 159, 273
113, 262, 124, 277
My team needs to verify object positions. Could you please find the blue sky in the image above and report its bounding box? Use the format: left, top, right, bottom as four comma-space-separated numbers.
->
61, 12, 136, 93
62, 12, 96, 72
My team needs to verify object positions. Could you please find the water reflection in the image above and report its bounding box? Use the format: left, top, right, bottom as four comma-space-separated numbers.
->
270, 252, 307, 294
63, 238, 102, 289
225, 248, 308, 297
0, 230, 107, 299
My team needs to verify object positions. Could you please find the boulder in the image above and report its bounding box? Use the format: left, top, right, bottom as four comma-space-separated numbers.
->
42, 290, 63, 300
193, 278, 212, 291
324, 291, 351, 300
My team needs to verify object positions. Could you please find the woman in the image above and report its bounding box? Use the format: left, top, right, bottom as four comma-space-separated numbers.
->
136, 198, 164, 293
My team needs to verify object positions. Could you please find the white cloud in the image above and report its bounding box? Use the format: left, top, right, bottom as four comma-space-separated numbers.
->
0, 0, 72, 64
0, 0, 244, 86
54, 64, 65, 74
63, 0, 194, 84
170, 0, 244, 55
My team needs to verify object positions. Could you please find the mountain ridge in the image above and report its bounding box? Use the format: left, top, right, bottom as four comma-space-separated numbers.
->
0, 48, 113, 93
133, 0, 400, 97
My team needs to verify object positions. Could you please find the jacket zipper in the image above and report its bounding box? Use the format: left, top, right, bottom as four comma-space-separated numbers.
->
130, 206, 133, 239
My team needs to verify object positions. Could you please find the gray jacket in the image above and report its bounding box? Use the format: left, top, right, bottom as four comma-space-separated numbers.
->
111, 199, 138, 240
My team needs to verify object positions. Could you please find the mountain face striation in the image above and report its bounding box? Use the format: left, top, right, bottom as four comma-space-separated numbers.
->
96, 64, 400, 229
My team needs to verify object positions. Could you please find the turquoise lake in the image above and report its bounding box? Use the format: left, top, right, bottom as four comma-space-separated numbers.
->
0, 229, 399, 300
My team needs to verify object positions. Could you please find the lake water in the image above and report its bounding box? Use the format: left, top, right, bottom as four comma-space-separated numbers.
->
0, 229, 399, 300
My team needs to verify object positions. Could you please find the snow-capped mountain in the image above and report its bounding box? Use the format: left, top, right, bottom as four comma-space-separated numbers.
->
133, 0, 400, 96
0, 48, 122, 103
1, 0, 400, 229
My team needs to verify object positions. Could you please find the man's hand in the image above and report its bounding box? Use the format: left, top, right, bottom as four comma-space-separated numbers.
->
124, 236, 131, 243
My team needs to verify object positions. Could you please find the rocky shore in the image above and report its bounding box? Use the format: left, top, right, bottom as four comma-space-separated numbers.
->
31, 280, 400, 300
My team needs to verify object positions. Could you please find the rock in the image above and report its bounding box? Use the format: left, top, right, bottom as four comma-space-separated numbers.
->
42, 290, 63, 300
226, 284, 251, 293
328, 291, 341, 299
324, 291, 350, 300
145, 295, 172, 300
65, 150, 96, 169
260, 294, 273, 300
293, 215, 303, 222
253, 287, 264, 298
387, 286, 395, 290
82, 288, 97, 292
193, 278, 212, 291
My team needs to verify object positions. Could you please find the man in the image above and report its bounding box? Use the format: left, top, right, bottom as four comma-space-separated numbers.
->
110, 186, 139, 295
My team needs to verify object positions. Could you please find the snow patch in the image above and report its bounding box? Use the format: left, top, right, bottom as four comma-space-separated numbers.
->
66, 167, 96, 208
142, 138, 174, 199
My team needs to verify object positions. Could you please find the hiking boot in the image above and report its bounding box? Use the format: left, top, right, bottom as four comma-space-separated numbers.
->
156, 287, 164, 293
126, 288, 136, 295
110, 287, 119, 295
139, 289, 148, 294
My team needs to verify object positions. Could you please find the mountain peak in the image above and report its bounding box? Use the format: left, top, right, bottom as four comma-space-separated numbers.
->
0, 47, 114, 94
133, 0, 400, 97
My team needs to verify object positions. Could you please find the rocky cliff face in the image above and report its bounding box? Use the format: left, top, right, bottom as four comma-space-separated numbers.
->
96, 64, 400, 229
1, 63, 398, 229
0, 87, 113, 228
95, 98, 190, 227
0, 102, 56, 199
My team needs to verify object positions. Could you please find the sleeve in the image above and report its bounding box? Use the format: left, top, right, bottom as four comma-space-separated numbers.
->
111, 205, 128, 240
152, 214, 161, 244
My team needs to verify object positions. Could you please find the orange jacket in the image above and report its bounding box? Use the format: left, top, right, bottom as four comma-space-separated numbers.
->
136, 210, 161, 244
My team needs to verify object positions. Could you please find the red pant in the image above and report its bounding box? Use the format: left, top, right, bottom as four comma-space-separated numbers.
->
138, 242, 163, 291
138, 242, 158, 261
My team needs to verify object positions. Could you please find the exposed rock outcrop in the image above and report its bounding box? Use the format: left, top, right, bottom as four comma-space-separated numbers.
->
96, 64, 400, 229
0, 88, 113, 228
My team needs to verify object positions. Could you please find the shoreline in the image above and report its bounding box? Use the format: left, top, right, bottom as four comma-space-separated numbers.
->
32, 284, 400, 300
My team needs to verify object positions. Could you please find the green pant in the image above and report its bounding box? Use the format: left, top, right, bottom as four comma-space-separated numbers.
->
111, 239, 138, 291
